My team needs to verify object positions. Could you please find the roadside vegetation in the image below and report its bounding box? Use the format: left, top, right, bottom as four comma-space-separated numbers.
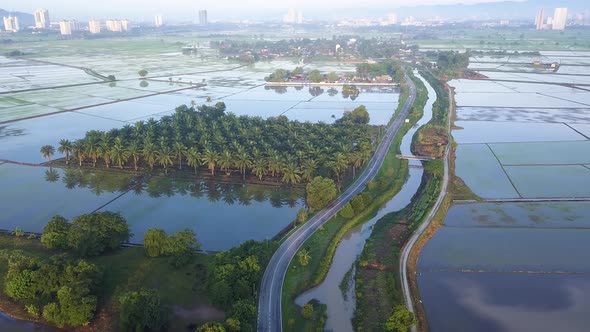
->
281, 69, 429, 330
0, 211, 277, 332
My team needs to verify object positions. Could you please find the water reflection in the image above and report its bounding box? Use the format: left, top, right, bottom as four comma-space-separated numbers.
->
53, 167, 303, 207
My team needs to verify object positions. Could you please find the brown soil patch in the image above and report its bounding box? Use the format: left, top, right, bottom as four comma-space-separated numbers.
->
174, 305, 225, 322
414, 127, 448, 159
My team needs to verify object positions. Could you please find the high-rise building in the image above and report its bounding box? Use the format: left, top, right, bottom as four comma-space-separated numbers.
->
154, 15, 163, 27
387, 13, 398, 25
59, 20, 72, 35
106, 19, 122, 32
535, 8, 545, 30
88, 19, 101, 34
553, 8, 568, 30
199, 10, 208, 25
121, 19, 130, 31
283, 9, 296, 24
3, 16, 20, 32
297, 11, 303, 24
34, 9, 50, 29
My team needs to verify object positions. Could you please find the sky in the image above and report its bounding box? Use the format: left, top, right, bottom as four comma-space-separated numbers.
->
2, 0, 523, 21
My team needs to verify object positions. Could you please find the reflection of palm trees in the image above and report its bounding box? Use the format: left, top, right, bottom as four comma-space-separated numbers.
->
44, 169, 60, 182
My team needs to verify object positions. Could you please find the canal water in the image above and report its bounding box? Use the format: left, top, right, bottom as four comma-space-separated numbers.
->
295, 73, 436, 331
0, 312, 59, 332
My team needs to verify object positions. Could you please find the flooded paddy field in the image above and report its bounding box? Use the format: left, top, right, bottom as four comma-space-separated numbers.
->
419, 272, 590, 332
0, 163, 303, 251
0, 39, 397, 253
420, 50, 590, 331
418, 202, 590, 331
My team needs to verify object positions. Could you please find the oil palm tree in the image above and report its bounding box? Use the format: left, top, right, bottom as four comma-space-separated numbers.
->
202, 148, 219, 176
142, 142, 157, 170
219, 150, 233, 176
58, 139, 73, 165
172, 141, 187, 170
234, 148, 252, 180
98, 135, 112, 168
300, 159, 318, 183
282, 161, 301, 186
350, 152, 364, 179
40, 145, 55, 163
127, 142, 141, 171
156, 146, 174, 174
72, 140, 86, 167
186, 147, 201, 175
251, 158, 267, 181
110, 138, 130, 169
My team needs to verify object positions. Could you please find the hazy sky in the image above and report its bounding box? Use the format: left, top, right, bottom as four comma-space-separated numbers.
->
3, 0, 521, 21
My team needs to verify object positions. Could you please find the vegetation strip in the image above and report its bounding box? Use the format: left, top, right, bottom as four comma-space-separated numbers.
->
277, 71, 422, 330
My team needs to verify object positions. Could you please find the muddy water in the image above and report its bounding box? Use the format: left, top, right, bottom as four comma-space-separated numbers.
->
294, 73, 436, 331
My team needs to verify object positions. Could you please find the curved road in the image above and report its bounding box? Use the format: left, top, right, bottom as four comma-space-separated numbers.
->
399, 83, 452, 332
257, 75, 417, 332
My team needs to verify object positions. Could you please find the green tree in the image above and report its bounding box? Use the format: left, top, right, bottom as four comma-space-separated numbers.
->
41, 215, 71, 250
385, 305, 417, 332
296, 208, 308, 224
119, 288, 169, 332
58, 139, 73, 165
306, 177, 337, 212
225, 318, 240, 331
166, 229, 200, 268
297, 248, 311, 266
197, 322, 226, 332
186, 147, 202, 175
172, 141, 187, 170
67, 212, 130, 257
127, 141, 141, 171
327, 71, 339, 82
339, 202, 355, 219
301, 303, 314, 320
144, 228, 168, 257
157, 146, 174, 174
138, 69, 148, 77
202, 148, 219, 175
42, 286, 97, 327
142, 142, 157, 170
40, 145, 55, 163
110, 137, 130, 169
307, 69, 323, 83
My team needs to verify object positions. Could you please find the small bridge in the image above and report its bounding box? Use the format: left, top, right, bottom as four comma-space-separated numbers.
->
397, 155, 436, 161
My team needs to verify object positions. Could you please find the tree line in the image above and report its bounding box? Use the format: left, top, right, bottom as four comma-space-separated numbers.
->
43, 102, 377, 190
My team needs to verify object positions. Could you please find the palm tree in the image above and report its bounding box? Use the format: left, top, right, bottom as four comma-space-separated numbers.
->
110, 138, 130, 169
172, 141, 187, 170
300, 159, 318, 183
40, 145, 55, 163
297, 248, 311, 266
142, 142, 157, 170
282, 161, 301, 186
84, 136, 99, 167
267, 151, 282, 178
186, 147, 201, 175
156, 146, 174, 174
72, 140, 86, 167
219, 150, 233, 176
329, 152, 349, 190
234, 148, 252, 180
202, 148, 219, 176
98, 135, 112, 168
251, 158, 267, 181
127, 142, 141, 171
58, 139, 73, 165
350, 152, 364, 179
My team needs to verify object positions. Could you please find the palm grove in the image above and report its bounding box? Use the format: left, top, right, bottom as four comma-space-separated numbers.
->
42, 102, 376, 190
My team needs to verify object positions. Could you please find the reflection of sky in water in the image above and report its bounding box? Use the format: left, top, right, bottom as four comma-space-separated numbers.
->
419, 272, 590, 332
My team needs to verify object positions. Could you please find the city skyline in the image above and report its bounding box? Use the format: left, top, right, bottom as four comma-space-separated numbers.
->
2, 0, 587, 21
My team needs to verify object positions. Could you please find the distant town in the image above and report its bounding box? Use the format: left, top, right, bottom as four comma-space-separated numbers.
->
1, 6, 587, 37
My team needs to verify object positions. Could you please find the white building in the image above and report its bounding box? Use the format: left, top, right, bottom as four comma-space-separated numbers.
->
70, 20, 81, 31
283, 9, 296, 24
387, 13, 398, 25
154, 15, 163, 27
121, 19, 130, 31
553, 8, 568, 30
34, 9, 50, 29
88, 19, 101, 34
3, 16, 19, 32
106, 19, 122, 32
535, 8, 545, 30
199, 10, 208, 25
297, 11, 303, 24
59, 20, 72, 35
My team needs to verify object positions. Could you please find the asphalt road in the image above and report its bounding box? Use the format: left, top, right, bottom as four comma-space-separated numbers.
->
257, 74, 417, 332
399, 83, 452, 332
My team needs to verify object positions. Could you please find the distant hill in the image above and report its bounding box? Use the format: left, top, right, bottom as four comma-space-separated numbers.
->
0, 8, 34, 27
